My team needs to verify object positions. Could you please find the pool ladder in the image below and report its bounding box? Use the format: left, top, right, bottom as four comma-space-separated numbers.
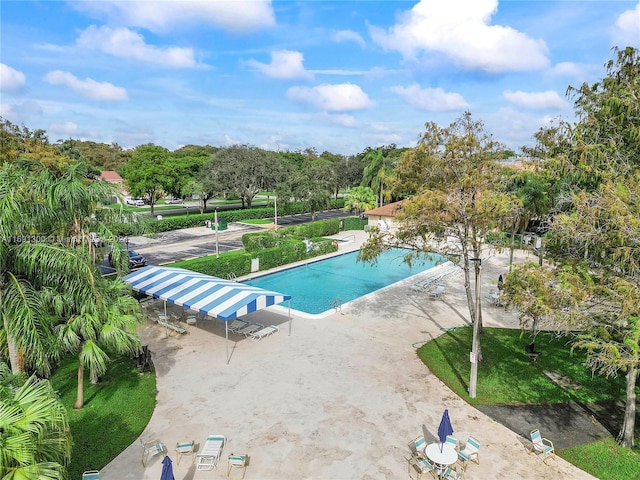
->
330, 298, 342, 313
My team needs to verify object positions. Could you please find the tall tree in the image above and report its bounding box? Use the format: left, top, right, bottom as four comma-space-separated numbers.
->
0, 159, 140, 376
53, 277, 141, 409
548, 175, 640, 448
360, 112, 516, 371
360, 145, 404, 207
212, 145, 276, 208
122, 144, 170, 215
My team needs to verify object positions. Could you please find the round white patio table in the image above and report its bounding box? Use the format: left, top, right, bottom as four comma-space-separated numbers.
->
425, 443, 458, 478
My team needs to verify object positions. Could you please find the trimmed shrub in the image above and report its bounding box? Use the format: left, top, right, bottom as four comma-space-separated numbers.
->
242, 231, 282, 252
342, 216, 367, 230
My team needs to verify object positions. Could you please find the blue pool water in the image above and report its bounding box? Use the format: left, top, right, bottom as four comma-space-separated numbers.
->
244, 248, 443, 315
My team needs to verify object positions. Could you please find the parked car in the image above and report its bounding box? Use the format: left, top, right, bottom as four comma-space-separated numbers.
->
108, 249, 147, 269
165, 197, 183, 204
125, 196, 145, 207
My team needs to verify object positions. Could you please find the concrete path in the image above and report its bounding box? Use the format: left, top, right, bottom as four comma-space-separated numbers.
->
101, 231, 597, 480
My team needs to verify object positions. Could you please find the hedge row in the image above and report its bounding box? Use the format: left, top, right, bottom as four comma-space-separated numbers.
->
172, 234, 337, 278
109, 198, 346, 237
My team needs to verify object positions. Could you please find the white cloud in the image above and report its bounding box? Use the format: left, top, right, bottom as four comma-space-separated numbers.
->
1, 63, 26, 93
548, 62, 588, 79
70, 0, 275, 33
319, 112, 358, 127
333, 30, 366, 48
369, 0, 549, 72
613, 3, 640, 47
391, 84, 468, 111
246, 50, 313, 80
49, 121, 80, 136
503, 90, 567, 110
44, 70, 128, 100
286, 83, 374, 112
76, 25, 198, 68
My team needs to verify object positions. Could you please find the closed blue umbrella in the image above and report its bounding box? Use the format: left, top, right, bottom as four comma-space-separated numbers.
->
160, 456, 175, 480
437, 409, 454, 452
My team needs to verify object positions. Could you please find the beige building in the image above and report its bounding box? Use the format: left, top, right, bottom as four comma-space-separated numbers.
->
363, 200, 406, 233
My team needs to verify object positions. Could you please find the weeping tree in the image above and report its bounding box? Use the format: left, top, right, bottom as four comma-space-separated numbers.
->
547, 175, 640, 448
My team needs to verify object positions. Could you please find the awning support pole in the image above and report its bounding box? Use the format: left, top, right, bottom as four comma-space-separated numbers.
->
225, 321, 230, 365
288, 300, 292, 336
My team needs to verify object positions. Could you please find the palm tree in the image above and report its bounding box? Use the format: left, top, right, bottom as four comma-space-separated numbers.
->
0, 160, 139, 375
53, 276, 141, 409
342, 186, 376, 215
361, 147, 399, 207
0, 361, 72, 480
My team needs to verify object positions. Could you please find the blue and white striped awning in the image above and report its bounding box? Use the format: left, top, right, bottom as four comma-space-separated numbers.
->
123, 265, 291, 321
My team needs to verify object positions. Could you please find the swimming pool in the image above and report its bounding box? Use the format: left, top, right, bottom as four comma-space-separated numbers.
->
244, 248, 444, 315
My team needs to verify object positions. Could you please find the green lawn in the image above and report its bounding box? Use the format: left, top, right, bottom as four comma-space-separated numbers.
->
419, 327, 639, 479
50, 353, 157, 479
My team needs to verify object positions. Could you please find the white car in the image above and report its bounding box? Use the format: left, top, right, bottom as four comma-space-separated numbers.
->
126, 197, 145, 207
165, 197, 183, 204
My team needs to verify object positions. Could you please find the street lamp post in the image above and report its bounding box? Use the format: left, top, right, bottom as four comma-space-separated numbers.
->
274, 196, 278, 230
469, 257, 482, 399
214, 207, 219, 258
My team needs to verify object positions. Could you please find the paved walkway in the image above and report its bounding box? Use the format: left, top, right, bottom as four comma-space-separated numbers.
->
101, 231, 598, 479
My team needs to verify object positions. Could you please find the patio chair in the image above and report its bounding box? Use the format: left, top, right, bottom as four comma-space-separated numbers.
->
228, 318, 249, 334
445, 435, 459, 450
227, 453, 248, 479
442, 466, 463, 479
529, 429, 555, 464
428, 283, 446, 299
250, 325, 278, 341
140, 438, 166, 467
408, 435, 427, 457
82, 471, 100, 480
458, 435, 480, 466
196, 434, 226, 471
238, 323, 264, 337
176, 440, 195, 465
407, 454, 437, 480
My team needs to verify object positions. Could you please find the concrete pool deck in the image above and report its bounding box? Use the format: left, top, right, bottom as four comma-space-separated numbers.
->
101, 230, 596, 479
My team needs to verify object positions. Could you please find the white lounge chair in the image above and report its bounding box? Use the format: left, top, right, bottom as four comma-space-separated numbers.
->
196, 434, 226, 470
250, 325, 278, 341
238, 323, 264, 337
429, 284, 446, 298
228, 318, 249, 334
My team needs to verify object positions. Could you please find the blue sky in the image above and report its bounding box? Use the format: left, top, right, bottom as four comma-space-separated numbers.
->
1, 1, 639, 155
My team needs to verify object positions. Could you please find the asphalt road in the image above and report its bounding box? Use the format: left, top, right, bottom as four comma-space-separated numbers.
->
110, 209, 353, 269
